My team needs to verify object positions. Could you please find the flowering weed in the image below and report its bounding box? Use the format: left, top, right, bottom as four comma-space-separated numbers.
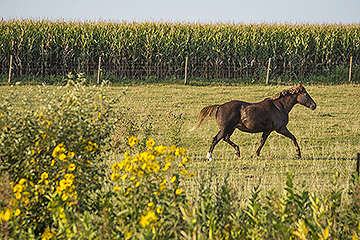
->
108, 136, 194, 239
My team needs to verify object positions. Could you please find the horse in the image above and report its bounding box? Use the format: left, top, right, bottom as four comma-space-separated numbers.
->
190, 84, 316, 161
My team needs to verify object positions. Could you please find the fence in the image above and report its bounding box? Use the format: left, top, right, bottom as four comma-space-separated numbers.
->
2, 54, 358, 84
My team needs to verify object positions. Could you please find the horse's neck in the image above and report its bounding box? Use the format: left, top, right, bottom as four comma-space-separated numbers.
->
274, 94, 297, 113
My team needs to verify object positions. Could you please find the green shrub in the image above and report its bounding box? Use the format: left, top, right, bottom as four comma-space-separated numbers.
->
0, 84, 113, 238
107, 136, 194, 239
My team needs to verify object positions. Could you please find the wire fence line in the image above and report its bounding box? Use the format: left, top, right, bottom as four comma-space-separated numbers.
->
189, 152, 360, 177
2, 54, 359, 84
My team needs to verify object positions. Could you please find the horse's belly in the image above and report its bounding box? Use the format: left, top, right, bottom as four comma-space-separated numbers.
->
235, 122, 263, 133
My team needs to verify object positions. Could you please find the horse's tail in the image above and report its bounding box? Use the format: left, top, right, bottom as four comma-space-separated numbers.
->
190, 105, 220, 132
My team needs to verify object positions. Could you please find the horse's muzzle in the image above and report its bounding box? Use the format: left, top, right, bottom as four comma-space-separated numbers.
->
310, 103, 317, 110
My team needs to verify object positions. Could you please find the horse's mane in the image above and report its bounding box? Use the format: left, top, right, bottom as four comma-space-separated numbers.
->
268, 84, 304, 101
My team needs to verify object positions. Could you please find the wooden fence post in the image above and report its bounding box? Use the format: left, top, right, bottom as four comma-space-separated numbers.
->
8, 55, 13, 83
184, 56, 188, 85
349, 56, 353, 83
266, 57, 271, 85
357, 153, 360, 176
97, 56, 101, 85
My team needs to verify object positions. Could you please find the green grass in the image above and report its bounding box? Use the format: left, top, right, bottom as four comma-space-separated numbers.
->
1, 83, 359, 205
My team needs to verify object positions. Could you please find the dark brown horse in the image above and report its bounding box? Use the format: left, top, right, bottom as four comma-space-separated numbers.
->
191, 84, 316, 161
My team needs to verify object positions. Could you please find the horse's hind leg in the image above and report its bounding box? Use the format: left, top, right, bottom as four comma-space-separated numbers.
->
223, 132, 240, 158
207, 129, 226, 161
256, 130, 272, 156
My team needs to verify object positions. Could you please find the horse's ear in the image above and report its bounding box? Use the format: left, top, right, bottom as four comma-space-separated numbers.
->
298, 83, 303, 89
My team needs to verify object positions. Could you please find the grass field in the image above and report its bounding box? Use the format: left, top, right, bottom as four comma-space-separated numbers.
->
2, 83, 359, 205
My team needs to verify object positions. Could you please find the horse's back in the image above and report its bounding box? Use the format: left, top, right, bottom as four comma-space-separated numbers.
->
240, 99, 288, 132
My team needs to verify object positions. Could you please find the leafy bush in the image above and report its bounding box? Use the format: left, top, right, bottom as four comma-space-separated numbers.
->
106, 137, 194, 239
0, 84, 113, 239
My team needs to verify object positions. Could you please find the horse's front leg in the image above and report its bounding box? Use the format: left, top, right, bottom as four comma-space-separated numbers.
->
276, 127, 301, 157
256, 130, 272, 156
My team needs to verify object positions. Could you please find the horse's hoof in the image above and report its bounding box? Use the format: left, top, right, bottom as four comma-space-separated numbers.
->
207, 152, 213, 161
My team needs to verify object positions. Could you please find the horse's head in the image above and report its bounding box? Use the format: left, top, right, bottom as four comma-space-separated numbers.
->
296, 84, 317, 110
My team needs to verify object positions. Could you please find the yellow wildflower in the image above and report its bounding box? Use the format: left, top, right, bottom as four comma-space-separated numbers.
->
137, 170, 144, 178
67, 151, 75, 158
159, 185, 166, 191
162, 162, 171, 171
19, 178, 27, 185
146, 138, 155, 148
0, 208, 11, 221
125, 231, 132, 240
22, 197, 30, 204
156, 206, 164, 214
15, 208, 21, 216
125, 187, 131, 196
41, 228, 54, 240
180, 169, 188, 176
170, 176, 176, 183
91, 141, 98, 149
175, 188, 182, 195
14, 192, 22, 200
147, 202, 155, 209
58, 153, 67, 161
153, 164, 160, 173
121, 174, 128, 180
153, 145, 168, 155
128, 136, 138, 147
68, 163, 76, 171
64, 173, 75, 180
13, 184, 24, 193
189, 172, 195, 178
52, 143, 65, 158
182, 157, 191, 164
175, 147, 187, 156
111, 173, 121, 181
113, 186, 121, 191
139, 211, 159, 228
169, 145, 177, 154
111, 162, 120, 172
62, 194, 69, 201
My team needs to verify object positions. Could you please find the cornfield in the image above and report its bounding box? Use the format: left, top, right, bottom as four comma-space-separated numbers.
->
0, 19, 359, 82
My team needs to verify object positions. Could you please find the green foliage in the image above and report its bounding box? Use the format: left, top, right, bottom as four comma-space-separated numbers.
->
1, 20, 359, 84
0, 83, 113, 238
106, 138, 192, 239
